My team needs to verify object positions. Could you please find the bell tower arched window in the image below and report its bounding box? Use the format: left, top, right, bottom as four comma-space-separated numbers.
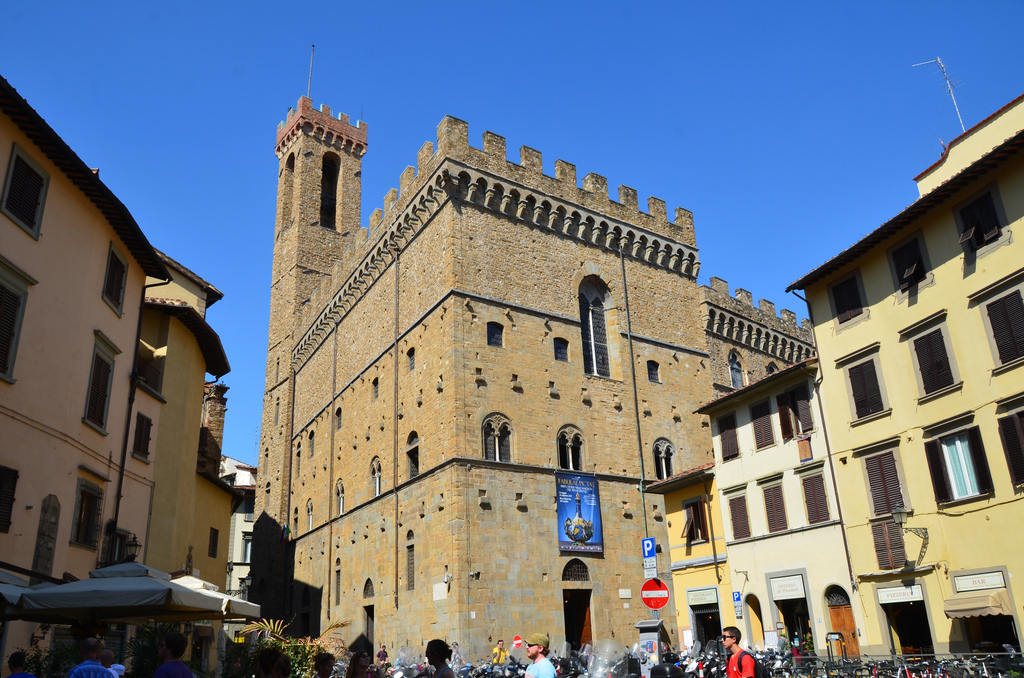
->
558, 427, 584, 471
320, 152, 340, 230
482, 414, 512, 463
579, 278, 611, 377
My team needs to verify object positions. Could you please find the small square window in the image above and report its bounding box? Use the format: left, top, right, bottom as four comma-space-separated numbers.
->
553, 337, 569, 362
487, 322, 504, 347
102, 244, 129, 315
1, 145, 49, 238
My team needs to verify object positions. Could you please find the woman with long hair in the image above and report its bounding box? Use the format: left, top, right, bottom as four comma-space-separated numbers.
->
345, 650, 380, 678
426, 640, 455, 678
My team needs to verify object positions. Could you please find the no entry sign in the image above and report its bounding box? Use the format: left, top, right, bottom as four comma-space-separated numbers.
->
640, 578, 670, 610
512, 635, 523, 649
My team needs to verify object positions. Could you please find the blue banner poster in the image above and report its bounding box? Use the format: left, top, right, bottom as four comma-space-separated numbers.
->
556, 471, 604, 553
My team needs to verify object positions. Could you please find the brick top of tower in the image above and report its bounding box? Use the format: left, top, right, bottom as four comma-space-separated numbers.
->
275, 96, 368, 156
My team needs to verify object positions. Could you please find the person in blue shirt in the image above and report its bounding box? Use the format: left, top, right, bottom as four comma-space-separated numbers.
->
68, 639, 113, 678
152, 633, 192, 678
7, 651, 37, 678
524, 634, 555, 678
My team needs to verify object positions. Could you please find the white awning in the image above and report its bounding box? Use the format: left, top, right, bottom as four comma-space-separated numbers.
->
943, 589, 1012, 619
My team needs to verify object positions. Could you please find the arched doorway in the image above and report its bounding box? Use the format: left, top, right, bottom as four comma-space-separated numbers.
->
562, 559, 593, 650
825, 586, 859, 656
746, 594, 765, 648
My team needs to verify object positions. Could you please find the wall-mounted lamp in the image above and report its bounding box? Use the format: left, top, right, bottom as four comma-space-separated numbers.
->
443, 574, 453, 584
890, 506, 928, 566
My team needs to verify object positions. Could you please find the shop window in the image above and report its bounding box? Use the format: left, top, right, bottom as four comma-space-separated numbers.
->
924, 427, 993, 503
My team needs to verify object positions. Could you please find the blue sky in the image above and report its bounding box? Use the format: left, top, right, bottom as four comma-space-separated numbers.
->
4, 2, 1023, 465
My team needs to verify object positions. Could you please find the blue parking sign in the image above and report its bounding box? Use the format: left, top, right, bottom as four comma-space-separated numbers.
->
732, 591, 741, 602
642, 537, 656, 559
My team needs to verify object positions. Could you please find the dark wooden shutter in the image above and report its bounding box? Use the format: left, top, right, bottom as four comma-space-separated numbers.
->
923, 440, 953, 503
987, 292, 1024, 365
892, 239, 925, 290
751, 401, 774, 448
86, 353, 112, 427
833, 277, 863, 323
5, 155, 44, 228
871, 520, 906, 570
719, 414, 739, 460
763, 484, 787, 533
803, 474, 829, 524
997, 413, 1024, 486
694, 498, 708, 540
913, 329, 954, 394
0, 283, 21, 375
865, 451, 903, 515
579, 294, 594, 375
776, 395, 794, 439
0, 466, 18, 533
208, 527, 219, 558
849, 360, 883, 418
959, 193, 1000, 248
104, 252, 126, 307
132, 413, 152, 458
729, 496, 750, 539
793, 385, 814, 432
966, 426, 994, 495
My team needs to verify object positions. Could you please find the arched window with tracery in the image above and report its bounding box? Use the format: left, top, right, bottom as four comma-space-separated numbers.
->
562, 558, 590, 582
579, 278, 612, 377
335, 480, 344, 515
320, 152, 340, 230
482, 414, 512, 462
729, 351, 744, 389
653, 438, 675, 480
370, 457, 382, 496
363, 578, 374, 598
557, 427, 584, 471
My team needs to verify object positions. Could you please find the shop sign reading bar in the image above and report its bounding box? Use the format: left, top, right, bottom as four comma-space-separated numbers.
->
953, 571, 1005, 593
876, 584, 923, 604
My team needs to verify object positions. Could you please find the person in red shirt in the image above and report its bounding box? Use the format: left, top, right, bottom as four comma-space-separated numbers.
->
722, 627, 754, 678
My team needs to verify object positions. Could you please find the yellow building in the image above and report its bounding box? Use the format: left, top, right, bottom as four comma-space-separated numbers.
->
692, 360, 864, 656
140, 252, 236, 671
788, 93, 1024, 655
0, 74, 169, 658
649, 463, 734, 650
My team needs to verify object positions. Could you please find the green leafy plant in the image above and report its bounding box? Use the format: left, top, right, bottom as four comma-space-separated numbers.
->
240, 618, 350, 678
19, 641, 79, 678
124, 623, 204, 678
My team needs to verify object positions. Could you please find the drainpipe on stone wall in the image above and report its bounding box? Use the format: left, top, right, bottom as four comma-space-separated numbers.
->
109, 278, 170, 565
702, 475, 721, 583
790, 290, 857, 593
619, 241, 649, 538
391, 247, 401, 609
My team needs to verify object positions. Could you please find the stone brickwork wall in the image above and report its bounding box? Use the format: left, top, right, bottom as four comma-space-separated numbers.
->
255, 105, 716, 653
700, 277, 815, 394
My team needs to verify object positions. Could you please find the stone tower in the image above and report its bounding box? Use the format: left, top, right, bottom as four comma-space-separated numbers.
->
256, 97, 367, 618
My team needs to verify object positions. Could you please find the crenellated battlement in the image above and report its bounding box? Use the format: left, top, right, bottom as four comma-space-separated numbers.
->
701, 277, 814, 362
289, 114, 703, 364
275, 96, 368, 158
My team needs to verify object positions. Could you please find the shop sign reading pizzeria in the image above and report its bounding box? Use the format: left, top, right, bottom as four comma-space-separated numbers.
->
876, 584, 923, 604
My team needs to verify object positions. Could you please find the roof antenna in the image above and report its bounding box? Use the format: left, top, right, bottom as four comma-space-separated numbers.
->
912, 56, 966, 133
307, 44, 315, 99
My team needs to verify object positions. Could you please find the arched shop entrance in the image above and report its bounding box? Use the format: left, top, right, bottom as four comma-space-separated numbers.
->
771, 574, 811, 644
877, 584, 933, 655
746, 594, 765, 647
825, 586, 859, 656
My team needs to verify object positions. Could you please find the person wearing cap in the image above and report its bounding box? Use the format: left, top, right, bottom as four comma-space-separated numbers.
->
524, 634, 555, 678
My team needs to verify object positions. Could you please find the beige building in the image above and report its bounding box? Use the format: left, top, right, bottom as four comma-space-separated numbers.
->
253, 96, 717, 656
220, 456, 256, 641
695, 360, 864, 655
139, 253, 235, 671
0, 74, 168, 658
788, 93, 1024, 654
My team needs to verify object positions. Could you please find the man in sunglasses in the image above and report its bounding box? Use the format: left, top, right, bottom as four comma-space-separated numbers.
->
722, 627, 754, 678
524, 633, 555, 678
